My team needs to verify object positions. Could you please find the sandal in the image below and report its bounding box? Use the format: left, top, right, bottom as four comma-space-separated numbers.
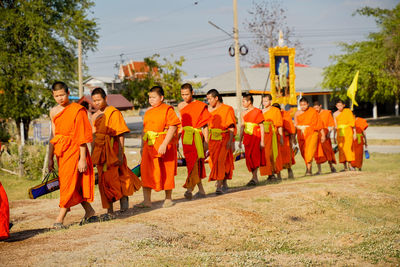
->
162, 200, 175, 208
53, 222, 66, 230
193, 192, 206, 199
246, 180, 257, 186
216, 188, 224, 195
79, 215, 99, 226
184, 191, 193, 200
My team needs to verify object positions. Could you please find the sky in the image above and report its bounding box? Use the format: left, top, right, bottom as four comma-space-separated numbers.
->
85, 0, 398, 80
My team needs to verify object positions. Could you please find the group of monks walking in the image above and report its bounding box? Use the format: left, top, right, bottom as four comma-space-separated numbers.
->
0, 81, 369, 236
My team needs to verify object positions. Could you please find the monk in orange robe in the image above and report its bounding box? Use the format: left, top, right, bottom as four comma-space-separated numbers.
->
178, 83, 211, 200
139, 86, 180, 208
260, 94, 284, 180
294, 98, 325, 176
206, 89, 236, 195
273, 103, 296, 179
313, 101, 337, 174
333, 100, 356, 171
0, 181, 10, 240
48, 82, 96, 228
91, 88, 141, 214
351, 117, 368, 170
238, 94, 264, 185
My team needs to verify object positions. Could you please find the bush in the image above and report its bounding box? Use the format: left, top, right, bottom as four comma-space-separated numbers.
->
0, 121, 10, 143
0, 143, 47, 180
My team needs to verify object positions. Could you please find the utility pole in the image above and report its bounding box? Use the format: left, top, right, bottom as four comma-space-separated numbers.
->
78, 39, 83, 98
233, 0, 242, 126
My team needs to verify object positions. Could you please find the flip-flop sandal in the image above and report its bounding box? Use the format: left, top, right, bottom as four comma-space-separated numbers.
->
193, 192, 206, 199
134, 203, 152, 209
79, 215, 99, 226
9, 222, 13, 230
53, 223, 66, 230
99, 213, 115, 222
162, 200, 175, 208
184, 191, 193, 200
216, 188, 224, 195
246, 180, 257, 186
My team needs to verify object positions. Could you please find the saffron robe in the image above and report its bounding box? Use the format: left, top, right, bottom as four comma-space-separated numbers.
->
180, 101, 211, 189
208, 104, 236, 181
141, 103, 180, 191
260, 106, 283, 176
315, 109, 337, 164
296, 107, 323, 164
92, 106, 141, 209
0, 181, 9, 240
50, 103, 94, 208
281, 110, 296, 169
351, 117, 368, 168
243, 108, 264, 172
335, 108, 355, 162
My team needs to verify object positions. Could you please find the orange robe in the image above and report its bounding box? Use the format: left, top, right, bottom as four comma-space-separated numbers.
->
351, 117, 368, 168
281, 110, 296, 169
0, 181, 9, 240
92, 106, 141, 209
260, 107, 283, 176
142, 103, 180, 191
296, 107, 323, 164
50, 103, 94, 208
243, 108, 264, 172
208, 104, 236, 181
180, 101, 211, 189
315, 109, 337, 164
335, 108, 355, 163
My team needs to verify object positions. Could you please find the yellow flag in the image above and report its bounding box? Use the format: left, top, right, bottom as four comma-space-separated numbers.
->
347, 70, 359, 110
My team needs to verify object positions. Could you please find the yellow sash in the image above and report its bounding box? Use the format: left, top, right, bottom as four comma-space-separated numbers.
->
244, 122, 258, 135
209, 128, 228, 141
263, 121, 278, 162
183, 126, 204, 158
143, 130, 167, 146
356, 133, 363, 144
337, 124, 349, 137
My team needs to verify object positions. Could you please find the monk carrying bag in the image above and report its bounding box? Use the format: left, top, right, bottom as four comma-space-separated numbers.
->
28, 171, 59, 199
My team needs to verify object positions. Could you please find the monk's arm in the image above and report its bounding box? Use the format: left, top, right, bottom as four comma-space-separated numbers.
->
259, 123, 265, 147
363, 130, 368, 147
227, 126, 235, 151
158, 125, 178, 155
140, 131, 144, 156
320, 129, 326, 143
77, 145, 88, 173
117, 134, 125, 164
202, 125, 209, 152
278, 127, 284, 145
238, 112, 245, 148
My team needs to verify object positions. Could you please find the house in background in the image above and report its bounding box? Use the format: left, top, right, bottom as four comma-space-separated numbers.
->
83, 76, 122, 95
118, 60, 159, 80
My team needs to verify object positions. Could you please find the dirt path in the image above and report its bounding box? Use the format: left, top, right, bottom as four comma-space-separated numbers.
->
1, 171, 399, 266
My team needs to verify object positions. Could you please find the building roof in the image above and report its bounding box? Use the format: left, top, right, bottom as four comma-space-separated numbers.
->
77, 94, 133, 111
84, 76, 121, 84
194, 66, 331, 96
118, 61, 159, 80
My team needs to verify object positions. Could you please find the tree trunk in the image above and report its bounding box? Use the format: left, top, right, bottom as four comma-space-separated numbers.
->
15, 117, 31, 141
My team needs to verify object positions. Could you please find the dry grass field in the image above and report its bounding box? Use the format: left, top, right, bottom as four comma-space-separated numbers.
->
0, 150, 399, 266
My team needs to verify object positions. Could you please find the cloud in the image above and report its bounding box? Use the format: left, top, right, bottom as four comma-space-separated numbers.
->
132, 16, 152, 23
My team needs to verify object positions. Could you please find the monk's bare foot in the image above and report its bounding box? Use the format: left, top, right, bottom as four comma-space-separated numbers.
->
84, 208, 95, 219
330, 166, 337, 173
349, 166, 355, 171
134, 202, 152, 209
215, 188, 224, 195
193, 192, 206, 199
267, 175, 276, 180
305, 171, 312, 176
162, 199, 175, 208
276, 173, 282, 180
246, 179, 257, 186
120, 196, 129, 212
53, 223, 66, 230
314, 171, 321, 175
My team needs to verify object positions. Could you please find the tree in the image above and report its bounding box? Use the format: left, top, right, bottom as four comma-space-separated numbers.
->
122, 55, 186, 107
322, 4, 400, 104
0, 0, 98, 140
244, 0, 312, 65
